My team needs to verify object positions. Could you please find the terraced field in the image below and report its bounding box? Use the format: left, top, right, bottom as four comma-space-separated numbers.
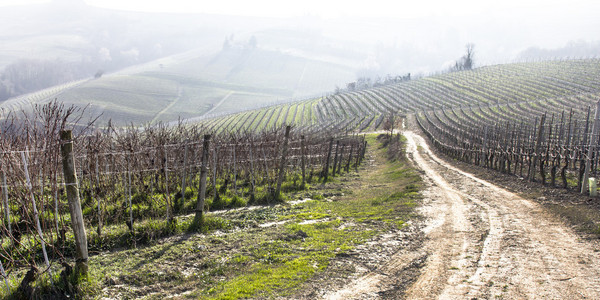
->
0, 79, 90, 112
3, 58, 600, 299
199, 58, 600, 193
203, 59, 600, 134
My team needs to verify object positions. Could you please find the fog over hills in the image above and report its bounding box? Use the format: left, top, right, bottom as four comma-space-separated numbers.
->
0, 0, 598, 124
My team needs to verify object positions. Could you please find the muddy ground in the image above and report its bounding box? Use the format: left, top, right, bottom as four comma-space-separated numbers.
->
303, 130, 600, 299
96, 128, 600, 299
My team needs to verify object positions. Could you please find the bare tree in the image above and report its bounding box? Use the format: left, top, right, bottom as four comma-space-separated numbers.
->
463, 43, 475, 70
452, 43, 475, 71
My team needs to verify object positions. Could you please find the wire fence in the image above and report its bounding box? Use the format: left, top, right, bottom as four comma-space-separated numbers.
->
0, 100, 367, 288
417, 101, 600, 192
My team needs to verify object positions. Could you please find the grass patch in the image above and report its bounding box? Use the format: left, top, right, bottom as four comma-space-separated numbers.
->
20, 133, 421, 299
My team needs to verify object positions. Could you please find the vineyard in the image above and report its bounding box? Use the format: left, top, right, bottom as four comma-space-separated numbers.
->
416, 94, 600, 190
1, 58, 600, 297
0, 101, 366, 296
0, 79, 89, 112
199, 59, 600, 194
202, 59, 600, 133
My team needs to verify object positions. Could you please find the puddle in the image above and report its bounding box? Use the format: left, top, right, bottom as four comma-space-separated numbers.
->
298, 218, 329, 225
259, 220, 287, 228
289, 198, 313, 205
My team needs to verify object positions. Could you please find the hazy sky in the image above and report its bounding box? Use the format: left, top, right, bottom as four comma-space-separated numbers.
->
0, 0, 599, 20
0, 0, 598, 69
82, 0, 519, 18
92, 0, 600, 20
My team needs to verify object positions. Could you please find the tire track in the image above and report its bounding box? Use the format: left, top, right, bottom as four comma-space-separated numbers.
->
150, 86, 183, 124
404, 131, 491, 299
321, 131, 600, 299
404, 131, 600, 299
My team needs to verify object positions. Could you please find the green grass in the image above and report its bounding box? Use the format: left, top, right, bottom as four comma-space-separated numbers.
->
30, 133, 420, 299
209, 220, 371, 298
50, 47, 355, 126
197, 134, 421, 299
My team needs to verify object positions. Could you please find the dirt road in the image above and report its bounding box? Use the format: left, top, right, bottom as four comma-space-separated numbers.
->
329, 131, 600, 299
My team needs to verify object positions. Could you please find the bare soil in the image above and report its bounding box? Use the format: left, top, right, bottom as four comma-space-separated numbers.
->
309, 130, 600, 299
406, 131, 600, 299
96, 130, 600, 299
288, 136, 427, 300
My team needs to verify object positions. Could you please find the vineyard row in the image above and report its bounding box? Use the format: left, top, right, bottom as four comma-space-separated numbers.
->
0, 101, 367, 282
417, 101, 600, 194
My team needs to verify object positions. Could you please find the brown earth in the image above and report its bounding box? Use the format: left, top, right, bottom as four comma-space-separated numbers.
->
308, 130, 600, 299
97, 129, 600, 299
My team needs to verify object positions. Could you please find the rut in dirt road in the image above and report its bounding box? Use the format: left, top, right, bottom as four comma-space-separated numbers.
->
404, 131, 600, 299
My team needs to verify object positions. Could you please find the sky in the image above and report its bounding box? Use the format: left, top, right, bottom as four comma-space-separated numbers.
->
0, 0, 598, 69
89, 0, 600, 20
0, 0, 599, 20
81, 0, 501, 18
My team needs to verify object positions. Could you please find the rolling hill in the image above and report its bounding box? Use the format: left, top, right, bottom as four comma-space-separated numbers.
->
199, 58, 600, 133
51, 45, 356, 126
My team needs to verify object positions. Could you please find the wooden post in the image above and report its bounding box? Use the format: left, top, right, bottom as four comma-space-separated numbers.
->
194, 135, 211, 225
582, 101, 600, 194
0, 259, 8, 293
212, 148, 218, 203
323, 138, 334, 182
94, 153, 102, 236
22, 151, 52, 274
261, 146, 270, 191
275, 126, 291, 199
360, 139, 367, 164
232, 142, 237, 195
541, 115, 553, 184
482, 125, 489, 168
249, 140, 256, 197
300, 135, 306, 188
126, 154, 133, 231
566, 108, 573, 148
1, 169, 10, 236
332, 140, 340, 177
529, 115, 546, 182
553, 112, 566, 186
337, 143, 345, 175
355, 141, 361, 172
181, 140, 189, 203
561, 111, 573, 188
163, 149, 172, 222
579, 107, 591, 191
60, 130, 88, 275
54, 171, 60, 238
515, 122, 523, 175
346, 143, 354, 173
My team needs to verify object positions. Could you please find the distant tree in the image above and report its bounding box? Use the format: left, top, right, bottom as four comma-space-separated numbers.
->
222, 37, 231, 50
463, 43, 474, 70
356, 77, 371, 90
334, 85, 341, 94
382, 113, 396, 137
248, 36, 257, 49
0, 58, 85, 100
452, 43, 475, 71
0, 81, 10, 100
94, 70, 104, 79
346, 82, 356, 91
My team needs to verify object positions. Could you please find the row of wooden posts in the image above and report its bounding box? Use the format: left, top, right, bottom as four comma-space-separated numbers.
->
3, 125, 368, 282
0, 130, 90, 283
417, 101, 600, 195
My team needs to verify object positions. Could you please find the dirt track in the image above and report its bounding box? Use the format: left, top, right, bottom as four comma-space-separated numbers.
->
329, 131, 600, 299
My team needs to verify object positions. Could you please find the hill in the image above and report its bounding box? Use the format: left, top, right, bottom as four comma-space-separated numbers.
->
200, 59, 600, 133
52, 45, 355, 125
0, 3, 365, 125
